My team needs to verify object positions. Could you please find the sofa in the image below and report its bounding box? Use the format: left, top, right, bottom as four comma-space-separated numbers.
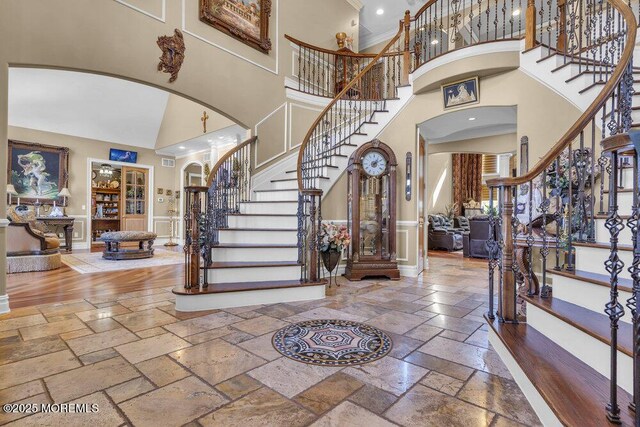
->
463, 216, 496, 259
6, 207, 62, 273
428, 214, 464, 251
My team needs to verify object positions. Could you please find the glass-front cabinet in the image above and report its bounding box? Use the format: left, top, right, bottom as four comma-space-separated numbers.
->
121, 167, 148, 231
345, 139, 400, 281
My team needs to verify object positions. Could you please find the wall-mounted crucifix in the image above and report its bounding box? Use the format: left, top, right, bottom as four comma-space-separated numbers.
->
201, 111, 209, 133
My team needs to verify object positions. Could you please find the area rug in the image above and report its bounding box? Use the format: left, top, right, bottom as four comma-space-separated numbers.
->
61, 248, 183, 274
272, 319, 393, 366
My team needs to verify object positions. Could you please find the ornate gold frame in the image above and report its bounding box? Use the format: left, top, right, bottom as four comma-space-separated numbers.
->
199, 0, 272, 53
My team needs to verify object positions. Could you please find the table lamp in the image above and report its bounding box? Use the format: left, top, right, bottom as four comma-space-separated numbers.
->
6, 184, 17, 205
58, 188, 71, 206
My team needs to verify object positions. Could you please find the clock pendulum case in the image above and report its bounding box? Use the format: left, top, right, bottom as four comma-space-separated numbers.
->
344, 139, 401, 281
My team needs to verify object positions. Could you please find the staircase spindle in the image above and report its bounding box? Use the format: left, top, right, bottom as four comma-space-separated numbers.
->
604, 150, 626, 423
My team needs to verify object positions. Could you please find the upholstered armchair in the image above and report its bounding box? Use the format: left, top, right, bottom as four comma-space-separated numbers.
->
428, 215, 463, 251
454, 216, 470, 233
463, 216, 495, 259
6, 207, 61, 273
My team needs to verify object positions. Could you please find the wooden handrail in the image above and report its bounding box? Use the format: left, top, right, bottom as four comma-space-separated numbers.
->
285, 34, 379, 58
296, 17, 407, 192
206, 136, 258, 188
488, 0, 637, 187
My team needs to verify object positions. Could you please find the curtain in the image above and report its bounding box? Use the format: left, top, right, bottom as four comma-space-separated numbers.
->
452, 153, 483, 216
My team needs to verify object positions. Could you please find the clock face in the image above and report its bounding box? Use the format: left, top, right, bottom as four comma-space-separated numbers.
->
362, 151, 387, 177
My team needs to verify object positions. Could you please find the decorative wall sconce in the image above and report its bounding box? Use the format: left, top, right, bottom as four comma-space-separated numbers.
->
405, 152, 412, 201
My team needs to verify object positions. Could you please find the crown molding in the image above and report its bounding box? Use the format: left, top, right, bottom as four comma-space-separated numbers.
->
345, 0, 364, 11
359, 27, 399, 51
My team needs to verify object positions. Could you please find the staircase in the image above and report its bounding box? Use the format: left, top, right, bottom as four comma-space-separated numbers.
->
484, 0, 639, 424
175, 0, 639, 422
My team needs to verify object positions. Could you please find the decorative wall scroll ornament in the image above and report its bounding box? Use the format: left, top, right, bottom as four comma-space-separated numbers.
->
201, 111, 210, 133
199, 0, 272, 53
157, 29, 186, 83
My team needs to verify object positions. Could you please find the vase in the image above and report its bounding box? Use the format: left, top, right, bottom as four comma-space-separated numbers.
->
321, 249, 341, 287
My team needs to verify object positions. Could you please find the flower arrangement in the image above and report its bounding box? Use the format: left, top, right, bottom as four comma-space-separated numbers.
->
319, 222, 350, 253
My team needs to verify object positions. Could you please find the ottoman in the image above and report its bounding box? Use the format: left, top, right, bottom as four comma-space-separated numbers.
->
99, 231, 157, 260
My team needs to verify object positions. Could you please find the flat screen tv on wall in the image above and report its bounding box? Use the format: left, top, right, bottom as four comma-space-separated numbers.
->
109, 148, 137, 164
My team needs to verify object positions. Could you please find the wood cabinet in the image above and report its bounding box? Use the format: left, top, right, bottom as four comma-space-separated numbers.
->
122, 166, 148, 231
92, 188, 121, 241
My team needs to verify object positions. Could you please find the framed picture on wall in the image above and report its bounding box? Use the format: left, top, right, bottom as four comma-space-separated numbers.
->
199, 0, 272, 53
442, 77, 479, 109
109, 148, 138, 163
8, 140, 69, 205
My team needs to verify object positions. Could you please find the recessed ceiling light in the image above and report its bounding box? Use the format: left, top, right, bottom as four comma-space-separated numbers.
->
376, 8, 384, 15
468, 117, 476, 121
207, 139, 213, 142
431, 39, 439, 45
512, 8, 521, 16
179, 146, 186, 150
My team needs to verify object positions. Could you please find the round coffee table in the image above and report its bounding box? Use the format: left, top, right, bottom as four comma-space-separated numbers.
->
99, 231, 157, 260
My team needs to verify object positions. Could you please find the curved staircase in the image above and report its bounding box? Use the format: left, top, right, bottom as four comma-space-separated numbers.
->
175, 1, 639, 423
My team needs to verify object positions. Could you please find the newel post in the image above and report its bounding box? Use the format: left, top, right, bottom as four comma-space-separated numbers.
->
184, 186, 208, 289
500, 185, 517, 322
557, 0, 567, 52
525, 0, 537, 50
402, 10, 411, 85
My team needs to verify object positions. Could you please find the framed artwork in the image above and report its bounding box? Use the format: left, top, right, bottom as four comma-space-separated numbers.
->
8, 140, 69, 205
199, 0, 272, 53
158, 188, 164, 195
109, 148, 138, 163
442, 77, 479, 109
166, 189, 173, 196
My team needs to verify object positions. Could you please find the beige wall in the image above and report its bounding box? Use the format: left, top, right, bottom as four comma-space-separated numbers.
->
321, 70, 581, 271
0, 0, 359, 301
427, 133, 517, 154
155, 94, 236, 150
8, 126, 180, 246
427, 153, 452, 214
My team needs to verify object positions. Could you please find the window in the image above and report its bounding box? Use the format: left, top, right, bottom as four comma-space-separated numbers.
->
481, 154, 499, 208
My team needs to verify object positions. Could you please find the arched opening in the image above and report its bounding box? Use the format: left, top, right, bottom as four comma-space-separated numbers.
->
6, 66, 247, 255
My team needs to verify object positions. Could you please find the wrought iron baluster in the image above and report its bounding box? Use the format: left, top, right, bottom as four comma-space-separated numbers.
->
627, 149, 639, 416
604, 150, 625, 424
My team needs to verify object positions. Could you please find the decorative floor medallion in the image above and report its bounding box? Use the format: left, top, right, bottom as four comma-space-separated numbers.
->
272, 319, 393, 366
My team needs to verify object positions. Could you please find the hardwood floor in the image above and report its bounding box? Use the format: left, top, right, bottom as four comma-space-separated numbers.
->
6, 249, 478, 310
6, 246, 183, 309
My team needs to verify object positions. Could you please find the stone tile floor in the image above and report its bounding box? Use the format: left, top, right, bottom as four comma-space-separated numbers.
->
0, 253, 541, 426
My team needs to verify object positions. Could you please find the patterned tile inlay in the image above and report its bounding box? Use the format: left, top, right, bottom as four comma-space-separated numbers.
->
1, 252, 541, 426
272, 319, 393, 366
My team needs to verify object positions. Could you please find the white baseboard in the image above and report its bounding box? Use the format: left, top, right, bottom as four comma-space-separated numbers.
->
0, 294, 10, 314
175, 284, 326, 312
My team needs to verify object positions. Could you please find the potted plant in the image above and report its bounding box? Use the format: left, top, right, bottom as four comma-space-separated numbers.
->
319, 222, 350, 286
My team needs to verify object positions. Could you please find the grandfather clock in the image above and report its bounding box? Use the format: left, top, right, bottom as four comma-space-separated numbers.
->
345, 139, 400, 281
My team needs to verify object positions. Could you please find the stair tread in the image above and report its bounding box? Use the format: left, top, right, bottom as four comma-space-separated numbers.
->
486, 316, 635, 426
603, 188, 635, 193
254, 188, 299, 193
547, 268, 633, 293
572, 241, 633, 251
241, 200, 298, 204
228, 213, 297, 217
286, 165, 338, 173
202, 260, 300, 269
213, 243, 297, 248
524, 294, 633, 357
594, 213, 631, 219
173, 279, 325, 295
220, 227, 297, 232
